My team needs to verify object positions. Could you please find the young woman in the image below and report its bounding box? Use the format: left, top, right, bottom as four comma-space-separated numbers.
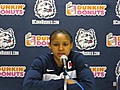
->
23, 29, 95, 90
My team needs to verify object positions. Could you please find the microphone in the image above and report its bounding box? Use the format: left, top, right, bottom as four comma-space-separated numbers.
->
60, 55, 68, 69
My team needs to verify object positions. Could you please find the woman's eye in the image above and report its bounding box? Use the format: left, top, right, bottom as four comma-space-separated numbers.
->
63, 43, 68, 46
53, 44, 58, 46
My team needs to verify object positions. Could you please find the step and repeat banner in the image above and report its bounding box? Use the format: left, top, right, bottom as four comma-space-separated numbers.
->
0, 0, 120, 90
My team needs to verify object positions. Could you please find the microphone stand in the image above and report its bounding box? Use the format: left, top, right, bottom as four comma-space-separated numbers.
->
60, 55, 68, 90
63, 60, 67, 90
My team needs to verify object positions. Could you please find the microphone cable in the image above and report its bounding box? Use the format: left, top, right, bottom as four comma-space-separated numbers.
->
65, 70, 85, 90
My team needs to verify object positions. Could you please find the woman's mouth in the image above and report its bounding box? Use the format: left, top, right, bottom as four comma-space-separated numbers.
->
57, 53, 65, 57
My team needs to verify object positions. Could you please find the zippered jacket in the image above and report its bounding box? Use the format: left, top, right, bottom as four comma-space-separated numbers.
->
23, 51, 95, 90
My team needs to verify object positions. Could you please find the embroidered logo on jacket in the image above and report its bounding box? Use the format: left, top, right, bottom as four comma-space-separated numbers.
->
68, 61, 72, 69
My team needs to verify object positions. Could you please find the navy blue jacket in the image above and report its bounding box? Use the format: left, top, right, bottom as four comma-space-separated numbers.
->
23, 51, 95, 90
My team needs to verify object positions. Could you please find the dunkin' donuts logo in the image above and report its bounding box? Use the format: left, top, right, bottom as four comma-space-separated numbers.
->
90, 66, 107, 78
0, 4, 25, 15
66, 1, 107, 16
25, 32, 50, 47
0, 66, 26, 78
106, 33, 120, 47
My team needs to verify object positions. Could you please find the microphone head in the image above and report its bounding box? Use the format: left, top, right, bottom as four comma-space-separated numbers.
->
60, 55, 68, 61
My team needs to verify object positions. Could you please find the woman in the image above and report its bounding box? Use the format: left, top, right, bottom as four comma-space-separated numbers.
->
23, 29, 95, 90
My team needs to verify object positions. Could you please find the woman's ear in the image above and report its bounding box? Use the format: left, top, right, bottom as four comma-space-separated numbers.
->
70, 42, 73, 49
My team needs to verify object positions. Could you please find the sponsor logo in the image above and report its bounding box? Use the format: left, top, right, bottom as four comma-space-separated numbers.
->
0, 66, 26, 78
106, 33, 120, 47
75, 28, 97, 50
66, 1, 107, 16
76, 51, 100, 56
113, 20, 120, 25
90, 66, 107, 78
25, 32, 50, 47
0, 4, 25, 15
113, 0, 120, 25
0, 28, 16, 50
0, 51, 19, 55
115, 60, 120, 76
75, 28, 100, 56
34, 0, 56, 19
0, 28, 19, 56
32, 0, 59, 24
116, 0, 120, 18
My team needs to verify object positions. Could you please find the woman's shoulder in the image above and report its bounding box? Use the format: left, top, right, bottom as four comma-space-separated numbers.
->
31, 52, 53, 68
70, 50, 84, 57
35, 52, 52, 61
69, 50, 85, 61
70, 51, 88, 68
31, 52, 52, 65
38, 52, 52, 58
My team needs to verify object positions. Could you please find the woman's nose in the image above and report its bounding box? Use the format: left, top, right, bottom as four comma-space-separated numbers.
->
58, 45, 64, 50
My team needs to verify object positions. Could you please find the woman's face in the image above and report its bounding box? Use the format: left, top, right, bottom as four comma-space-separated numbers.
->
49, 33, 73, 62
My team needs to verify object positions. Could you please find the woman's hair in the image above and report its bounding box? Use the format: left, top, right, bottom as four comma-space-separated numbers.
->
50, 29, 73, 43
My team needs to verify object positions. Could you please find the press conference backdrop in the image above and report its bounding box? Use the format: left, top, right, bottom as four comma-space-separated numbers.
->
0, 0, 120, 90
